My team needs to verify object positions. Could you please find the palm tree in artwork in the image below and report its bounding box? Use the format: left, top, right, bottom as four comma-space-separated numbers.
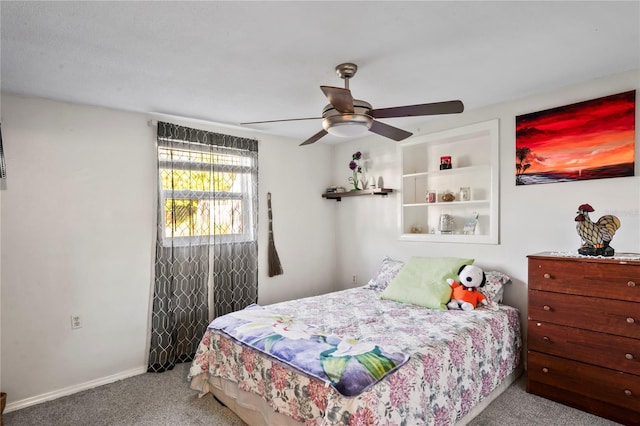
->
516, 147, 531, 185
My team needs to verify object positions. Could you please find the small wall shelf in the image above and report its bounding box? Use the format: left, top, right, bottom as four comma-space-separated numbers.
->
322, 188, 393, 202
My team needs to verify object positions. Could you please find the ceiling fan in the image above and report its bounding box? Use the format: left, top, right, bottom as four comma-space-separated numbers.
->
241, 63, 464, 146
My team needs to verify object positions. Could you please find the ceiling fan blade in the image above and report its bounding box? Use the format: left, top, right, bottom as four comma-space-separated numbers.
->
320, 86, 354, 113
370, 100, 464, 119
369, 120, 413, 141
299, 129, 328, 146
241, 117, 321, 125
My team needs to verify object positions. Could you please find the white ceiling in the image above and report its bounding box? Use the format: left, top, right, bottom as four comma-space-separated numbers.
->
1, 1, 639, 145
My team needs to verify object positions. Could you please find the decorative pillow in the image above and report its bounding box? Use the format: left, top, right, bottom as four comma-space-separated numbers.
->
380, 257, 474, 310
483, 270, 511, 305
365, 256, 405, 291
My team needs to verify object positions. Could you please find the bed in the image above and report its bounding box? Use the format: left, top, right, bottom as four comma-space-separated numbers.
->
189, 257, 522, 425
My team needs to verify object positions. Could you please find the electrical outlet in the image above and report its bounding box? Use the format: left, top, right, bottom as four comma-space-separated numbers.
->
352, 275, 357, 285
71, 315, 82, 329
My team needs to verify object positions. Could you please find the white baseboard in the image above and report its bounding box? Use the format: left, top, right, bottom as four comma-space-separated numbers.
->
4, 366, 148, 413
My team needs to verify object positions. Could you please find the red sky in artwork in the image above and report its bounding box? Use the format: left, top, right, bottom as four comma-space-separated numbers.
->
516, 91, 636, 173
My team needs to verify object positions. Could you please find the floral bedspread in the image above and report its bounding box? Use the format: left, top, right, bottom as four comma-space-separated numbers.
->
189, 286, 522, 425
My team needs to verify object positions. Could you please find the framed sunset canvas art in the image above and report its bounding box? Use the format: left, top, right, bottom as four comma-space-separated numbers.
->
515, 90, 636, 185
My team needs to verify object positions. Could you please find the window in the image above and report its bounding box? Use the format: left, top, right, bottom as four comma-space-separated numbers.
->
158, 140, 257, 246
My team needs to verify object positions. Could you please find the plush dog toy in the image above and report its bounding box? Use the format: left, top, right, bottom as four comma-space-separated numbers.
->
447, 264, 488, 311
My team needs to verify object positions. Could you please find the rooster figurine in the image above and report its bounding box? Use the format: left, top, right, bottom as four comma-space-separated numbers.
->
575, 203, 620, 257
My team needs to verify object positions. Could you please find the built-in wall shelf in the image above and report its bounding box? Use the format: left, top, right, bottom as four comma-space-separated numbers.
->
399, 119, 500, 244
322, 188, 393, 202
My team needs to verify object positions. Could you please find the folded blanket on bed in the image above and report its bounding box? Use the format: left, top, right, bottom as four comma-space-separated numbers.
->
207, 304, 409, 397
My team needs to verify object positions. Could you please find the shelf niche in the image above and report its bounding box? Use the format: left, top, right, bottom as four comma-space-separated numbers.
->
399, 119, 500, 244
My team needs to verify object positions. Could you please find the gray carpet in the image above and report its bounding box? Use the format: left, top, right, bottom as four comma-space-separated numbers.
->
467, 376, 621, 426
4, 363, 244, 426
4, 363, 621, 426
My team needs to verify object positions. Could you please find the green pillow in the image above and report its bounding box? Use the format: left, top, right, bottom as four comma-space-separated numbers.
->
380, 257, 474, 310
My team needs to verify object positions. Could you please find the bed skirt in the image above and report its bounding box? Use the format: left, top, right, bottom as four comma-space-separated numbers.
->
194, 365, 525, 426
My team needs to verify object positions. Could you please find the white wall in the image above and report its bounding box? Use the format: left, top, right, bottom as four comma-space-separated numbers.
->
331, 69, 640, 321
0, 94, 335, 408
0, 96, 155, 407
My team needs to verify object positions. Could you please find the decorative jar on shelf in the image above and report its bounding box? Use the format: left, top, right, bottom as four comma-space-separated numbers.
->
441, 191, 455, 202
439, 214, 454, 234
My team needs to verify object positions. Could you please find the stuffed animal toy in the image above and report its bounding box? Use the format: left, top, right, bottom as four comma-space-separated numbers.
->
447, 264, 488, 311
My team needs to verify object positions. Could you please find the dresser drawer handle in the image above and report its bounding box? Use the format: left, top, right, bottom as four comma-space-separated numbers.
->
542, 367, 549, 373
629, 281, 636, 288
625, 353, 634, 360
627, 317, 636, 324
543, 336, 551, 342
624, 389, 632, 396
543, 305, 551, 311
543, 273, 551, 279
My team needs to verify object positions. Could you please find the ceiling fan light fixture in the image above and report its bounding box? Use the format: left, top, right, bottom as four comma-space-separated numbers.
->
322, 114, 373, 138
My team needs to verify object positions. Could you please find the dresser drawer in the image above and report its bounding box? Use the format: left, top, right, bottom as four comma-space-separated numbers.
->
528, 351, 640, 414
528, 258, 640, 302
528, 320, 640, 375
529, 290, 640, 339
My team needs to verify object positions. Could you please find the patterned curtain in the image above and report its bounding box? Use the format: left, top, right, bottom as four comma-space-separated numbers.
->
148, 122, 258, 372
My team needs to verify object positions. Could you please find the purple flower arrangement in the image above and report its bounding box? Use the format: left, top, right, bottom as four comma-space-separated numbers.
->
349, 151, 363, 190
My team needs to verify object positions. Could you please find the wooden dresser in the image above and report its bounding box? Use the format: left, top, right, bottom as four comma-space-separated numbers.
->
527, 252, 640, 426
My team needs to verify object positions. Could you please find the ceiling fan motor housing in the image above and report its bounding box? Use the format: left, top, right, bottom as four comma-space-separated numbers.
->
322, 99, 373, 135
